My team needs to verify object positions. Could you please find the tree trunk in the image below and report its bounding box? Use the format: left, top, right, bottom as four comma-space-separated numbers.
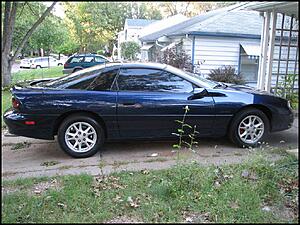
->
2, 2, 18, 87
1, 54, 12, 87
1, 1, 56, 87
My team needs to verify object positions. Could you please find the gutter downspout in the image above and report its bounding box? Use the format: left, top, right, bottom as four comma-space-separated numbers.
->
191, 35, 196, 73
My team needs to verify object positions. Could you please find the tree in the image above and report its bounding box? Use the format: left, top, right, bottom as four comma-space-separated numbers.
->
63, 2, 162, 54
121, 41, 140, 60
2, 1, 56, 87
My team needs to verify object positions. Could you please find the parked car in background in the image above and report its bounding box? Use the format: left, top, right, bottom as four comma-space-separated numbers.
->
4, 62, 294, 158
50, 53, 68, 65
20, 57, 63, 69
63, 53, 111, 74
20, 58, 33, 68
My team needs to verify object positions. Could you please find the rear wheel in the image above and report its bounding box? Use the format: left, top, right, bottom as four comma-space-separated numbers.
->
229, 108, 269, 148
73, 68, 82, 73
36, 65, 41, 69
58, 114, 104, 158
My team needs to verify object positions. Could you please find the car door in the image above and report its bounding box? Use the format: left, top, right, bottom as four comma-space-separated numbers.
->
68, 56, 84, 69
116, 67, 215, 139
82, 56, 95, 68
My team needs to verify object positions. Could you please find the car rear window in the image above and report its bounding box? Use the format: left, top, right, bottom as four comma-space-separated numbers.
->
38, 64, 114, 89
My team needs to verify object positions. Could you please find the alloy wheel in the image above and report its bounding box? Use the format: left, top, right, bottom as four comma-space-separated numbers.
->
238, 115, 264, 144
65, 122, 97, 153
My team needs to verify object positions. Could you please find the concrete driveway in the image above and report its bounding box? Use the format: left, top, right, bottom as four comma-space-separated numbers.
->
2, 118, 298, 180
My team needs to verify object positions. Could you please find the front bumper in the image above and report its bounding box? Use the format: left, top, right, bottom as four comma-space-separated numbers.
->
3, 109, 55, 140
271, 110, 294, 132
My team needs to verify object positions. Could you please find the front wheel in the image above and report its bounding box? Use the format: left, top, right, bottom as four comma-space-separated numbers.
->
229, 108, 270, 148
58, 114, 104, 158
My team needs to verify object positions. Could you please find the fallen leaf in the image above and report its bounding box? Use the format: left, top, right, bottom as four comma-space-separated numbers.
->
261, 206, 271, 212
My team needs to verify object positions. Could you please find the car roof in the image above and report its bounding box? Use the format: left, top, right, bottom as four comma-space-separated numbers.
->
72, 53, 104, 57
83, 62, 168, 71
120, 62, 167, 70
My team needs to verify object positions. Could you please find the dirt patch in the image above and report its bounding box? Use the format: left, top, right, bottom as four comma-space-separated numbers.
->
1, 186, 21, 196
182, 211, 213, 223
105, 215, 142, 223
2, 178, 62, 196
31, 178, 62, 195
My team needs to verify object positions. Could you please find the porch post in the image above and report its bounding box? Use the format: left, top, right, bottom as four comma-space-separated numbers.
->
265, 10, 277, 92
257, 12, 270, 90
257, 12, 266, 89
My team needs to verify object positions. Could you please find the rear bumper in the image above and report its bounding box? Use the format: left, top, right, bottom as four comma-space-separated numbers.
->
63, 68, 73, 75
3, 109, 55, 140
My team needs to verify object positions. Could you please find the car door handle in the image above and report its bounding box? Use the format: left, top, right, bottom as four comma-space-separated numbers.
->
119, 103, 143, 108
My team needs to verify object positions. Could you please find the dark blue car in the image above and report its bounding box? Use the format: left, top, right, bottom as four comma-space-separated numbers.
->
4, 62, 294, 158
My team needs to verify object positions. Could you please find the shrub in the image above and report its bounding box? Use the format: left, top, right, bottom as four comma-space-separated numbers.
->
120, 41, 140, 60
275, 74, 298, 109
158, 43, 193, 72
208, 65, 245, 85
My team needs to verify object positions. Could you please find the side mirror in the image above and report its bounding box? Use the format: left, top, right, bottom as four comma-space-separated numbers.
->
188, 88, 208, 100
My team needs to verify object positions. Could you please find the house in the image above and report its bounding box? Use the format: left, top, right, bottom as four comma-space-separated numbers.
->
244, 1, 298, 93
139, 3, 298, 88
117, 18, 157, 60
138, 14, 188, 61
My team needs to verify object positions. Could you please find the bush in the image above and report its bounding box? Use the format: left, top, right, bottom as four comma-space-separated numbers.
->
208, 66, 245, 85
158, 44, 192, 72
120, 41, 140, 60
275, 74, 298, 109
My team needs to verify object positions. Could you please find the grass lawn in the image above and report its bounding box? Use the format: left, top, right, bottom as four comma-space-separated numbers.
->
12, 66, 63, 83
1, 153, 298, 223
1, 66, 64, 126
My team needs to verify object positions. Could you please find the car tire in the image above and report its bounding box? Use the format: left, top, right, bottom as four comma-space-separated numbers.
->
73, 68, 82, 73
58, 114, 105, 158
228, 108, 270, 148
58, 63, 63, 66
36, 65, 41, 69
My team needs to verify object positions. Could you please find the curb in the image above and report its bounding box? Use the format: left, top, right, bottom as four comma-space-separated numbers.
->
286, 149, 298, 159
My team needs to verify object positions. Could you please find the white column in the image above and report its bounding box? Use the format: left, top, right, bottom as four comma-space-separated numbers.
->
265, 10, 277, 92
258, 12, 271, 90
257, 12, 266, 89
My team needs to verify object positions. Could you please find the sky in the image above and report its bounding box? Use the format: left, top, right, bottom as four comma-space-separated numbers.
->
43, 2, 65, 18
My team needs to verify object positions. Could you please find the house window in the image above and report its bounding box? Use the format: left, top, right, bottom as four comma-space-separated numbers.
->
239, 44, 260, 82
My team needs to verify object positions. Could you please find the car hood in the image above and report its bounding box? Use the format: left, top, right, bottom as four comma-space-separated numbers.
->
222, 83, 275, 96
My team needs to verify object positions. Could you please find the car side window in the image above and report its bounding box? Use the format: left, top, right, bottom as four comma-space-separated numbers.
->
84, 56, 94, 62
117, 68, 194, 93
94, 56, 106, 63
69, 57, 84, 63
88, 68, 119, 91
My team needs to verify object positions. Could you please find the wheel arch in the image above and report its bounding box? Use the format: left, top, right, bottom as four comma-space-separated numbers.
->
53, 110, 108, 139
72, 67, 83, 72
228, 104, 273, 132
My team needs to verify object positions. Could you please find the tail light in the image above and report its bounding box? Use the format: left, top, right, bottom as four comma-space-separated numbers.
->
64, 63, 68, 68
12, 97, 20, 109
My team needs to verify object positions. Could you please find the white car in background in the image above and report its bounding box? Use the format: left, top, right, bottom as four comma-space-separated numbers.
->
49, 53, 68, 65
20, 57, 63, 69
